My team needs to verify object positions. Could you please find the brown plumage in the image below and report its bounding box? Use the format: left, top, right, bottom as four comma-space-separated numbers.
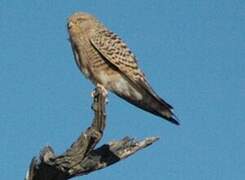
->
67, 12, 179, 125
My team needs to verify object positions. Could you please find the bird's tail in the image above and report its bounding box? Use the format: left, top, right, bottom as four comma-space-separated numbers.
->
115, 91, 180, 125
154, 98, 180, 125
141, 96, 180, 125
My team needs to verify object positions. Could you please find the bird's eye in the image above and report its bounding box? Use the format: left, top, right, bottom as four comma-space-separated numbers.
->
77, 17, 86, 22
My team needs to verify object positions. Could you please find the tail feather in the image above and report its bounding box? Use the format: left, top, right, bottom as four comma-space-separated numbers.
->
114, 90, 180, 125
136, 87, 180, 125
158, 110, 180, 125
146, 97, 180, 125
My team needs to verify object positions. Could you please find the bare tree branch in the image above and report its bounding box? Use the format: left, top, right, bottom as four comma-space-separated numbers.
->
25, 87, 159, 180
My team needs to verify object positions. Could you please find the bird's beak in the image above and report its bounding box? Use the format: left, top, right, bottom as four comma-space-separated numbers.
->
67, 21, 74, 30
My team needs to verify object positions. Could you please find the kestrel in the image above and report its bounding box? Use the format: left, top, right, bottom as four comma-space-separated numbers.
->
67, 12, 179, 125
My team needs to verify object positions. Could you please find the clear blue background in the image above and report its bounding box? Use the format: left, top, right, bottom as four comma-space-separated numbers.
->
1, 1, 244, 179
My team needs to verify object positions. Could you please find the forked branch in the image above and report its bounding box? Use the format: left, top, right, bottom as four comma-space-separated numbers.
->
25, 87, 159, 180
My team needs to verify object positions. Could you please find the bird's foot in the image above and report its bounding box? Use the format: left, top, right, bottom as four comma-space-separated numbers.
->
91, 90, 96, 97
96, 83, 108, 97
91, 84, 108, 98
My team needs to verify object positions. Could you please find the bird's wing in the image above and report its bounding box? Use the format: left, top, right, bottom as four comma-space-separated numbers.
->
90, 28, 173, 109
90, 29, 141, 78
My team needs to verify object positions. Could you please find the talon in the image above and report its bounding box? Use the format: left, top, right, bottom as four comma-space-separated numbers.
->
96, 83, 108, 96
91, 90, 96, 97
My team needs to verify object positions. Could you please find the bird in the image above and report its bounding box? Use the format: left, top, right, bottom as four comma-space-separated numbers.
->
67, 12, 179, 125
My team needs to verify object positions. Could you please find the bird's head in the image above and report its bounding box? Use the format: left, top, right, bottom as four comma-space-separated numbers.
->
67, 12, 97, 35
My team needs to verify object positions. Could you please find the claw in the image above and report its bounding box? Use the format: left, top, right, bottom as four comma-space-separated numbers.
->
91, 89, 96, 97
96, 83, 108, 96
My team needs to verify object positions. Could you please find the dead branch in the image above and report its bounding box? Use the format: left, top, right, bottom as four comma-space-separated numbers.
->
25, 87, 159, 180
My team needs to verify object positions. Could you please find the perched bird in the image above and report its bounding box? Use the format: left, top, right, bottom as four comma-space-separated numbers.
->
67, 12, 179, 125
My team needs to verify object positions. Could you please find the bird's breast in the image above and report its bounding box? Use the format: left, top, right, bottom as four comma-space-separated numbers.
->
73, 47, 91, 79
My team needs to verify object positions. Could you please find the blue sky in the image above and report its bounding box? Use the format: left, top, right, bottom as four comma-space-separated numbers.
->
0, 0, 244, 179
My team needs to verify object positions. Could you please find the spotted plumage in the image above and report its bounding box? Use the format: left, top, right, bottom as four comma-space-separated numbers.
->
67, 12, 179, 125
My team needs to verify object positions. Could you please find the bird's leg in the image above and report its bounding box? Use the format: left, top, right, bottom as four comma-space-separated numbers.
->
96, 83, 108, 97
91, 84, 108, 98
91, 89, 96, 97
91, 84, 109, 104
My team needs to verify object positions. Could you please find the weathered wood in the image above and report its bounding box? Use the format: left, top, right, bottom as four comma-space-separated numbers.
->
25, 87, 159, 180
